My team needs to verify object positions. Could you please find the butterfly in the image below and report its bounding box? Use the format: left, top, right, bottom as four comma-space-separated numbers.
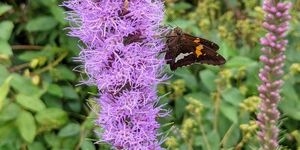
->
165, 27, 226, 70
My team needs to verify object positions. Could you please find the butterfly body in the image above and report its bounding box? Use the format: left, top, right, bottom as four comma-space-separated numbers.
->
165, 27, 226, 70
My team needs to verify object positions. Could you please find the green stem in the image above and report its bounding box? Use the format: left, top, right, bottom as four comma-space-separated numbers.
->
34, 51, 68, 74
198, 118, 212, 150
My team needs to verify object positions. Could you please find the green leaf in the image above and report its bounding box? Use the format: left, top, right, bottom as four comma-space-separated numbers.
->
225, 0, 238, 8
199, 70, 217, 91
221, 88, 244, 106
282, 80, 298, 101
0, 21, 14, 41
55, 65, 76, 81
58, 123, 80, 137
0, 4, 12, 16
222, 124, 240, 148
50, 6, 66, 25
43, 132, 60, 148
279, 80, 300, 120
47, 84, 63, 97
173, 2, 192, 10
16, 111, 36, 143
16, 94, 46, 112
36, 108, 68, 130
11, 74, 42, 96
184, 92, 212, 107
194, 135, 203, 146
80, 140, 96, 150
62, 86, 79, 100
0, 40, 12, 56
219, 42, 237, 59
279, 98, 300, 120
0, 103, 20, 123
0, 65, 9, 84
34, 0, 58, 6
207, 131, 220, 150
42, 94, 63, 108
225, 56, 257, 68
220, 102, 238, 123
0, 122, 22, 149
174, 68, 198, 90
18, 50, 53, 61
28, 141, 46, 150
61, 136, 79, 150
175, 97, 187, 120
66, 101, 81, 112
26, 16, 58, 32
0, 76, 12, 110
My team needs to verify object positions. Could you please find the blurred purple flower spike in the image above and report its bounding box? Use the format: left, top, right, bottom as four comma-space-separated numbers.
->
257, 0, 291, 149
63, 0, 168, 149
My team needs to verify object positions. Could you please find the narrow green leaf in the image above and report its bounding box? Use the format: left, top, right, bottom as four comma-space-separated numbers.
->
26, 16, 58, 32
225, 56, 256, 68
50, 6, 66, 25
0, 21, 14, 41
0, 65, 9, 84
16, 111, 36, 143
0, 76, 12, 110
18, 50, 53, 61
16, 94, 46, 112
175, 97, 187, 119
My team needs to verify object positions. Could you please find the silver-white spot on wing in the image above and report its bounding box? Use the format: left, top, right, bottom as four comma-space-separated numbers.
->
175, 52, 193, 63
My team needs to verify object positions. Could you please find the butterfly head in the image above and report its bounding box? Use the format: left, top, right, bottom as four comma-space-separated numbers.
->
173, 27, 183, 36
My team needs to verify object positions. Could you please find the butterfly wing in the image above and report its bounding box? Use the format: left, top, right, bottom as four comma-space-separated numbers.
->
195, 45, 226, 65
169, 53, 197, 70
169, 39, 225, 70
183, 33, 219, 51
165, 27, 225, 70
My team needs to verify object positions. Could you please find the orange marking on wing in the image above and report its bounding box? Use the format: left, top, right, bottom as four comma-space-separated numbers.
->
195, 45, 203, 57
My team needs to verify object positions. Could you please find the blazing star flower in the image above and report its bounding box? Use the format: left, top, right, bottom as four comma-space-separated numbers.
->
257, 0, 291, 149
63, 0, 167, 149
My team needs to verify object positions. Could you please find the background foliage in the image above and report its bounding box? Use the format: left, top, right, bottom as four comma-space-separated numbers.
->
0, 0, 300, 150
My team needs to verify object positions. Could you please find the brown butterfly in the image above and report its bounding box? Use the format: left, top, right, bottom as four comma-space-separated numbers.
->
165, 27, 226, 70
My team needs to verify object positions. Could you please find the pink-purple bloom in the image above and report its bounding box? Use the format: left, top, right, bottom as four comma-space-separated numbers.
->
63, 0, 167, 149
257, 0, 291, 149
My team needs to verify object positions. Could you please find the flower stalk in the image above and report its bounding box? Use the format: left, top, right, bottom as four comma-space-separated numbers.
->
63, 0, 166, 149
257, 0, 291, 149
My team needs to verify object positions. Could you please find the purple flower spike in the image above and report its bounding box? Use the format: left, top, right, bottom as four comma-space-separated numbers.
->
63, 0, 167, 149
257, 0, 291, 149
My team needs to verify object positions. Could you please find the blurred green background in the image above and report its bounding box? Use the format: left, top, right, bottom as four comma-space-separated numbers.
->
0, 0, 300, 150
